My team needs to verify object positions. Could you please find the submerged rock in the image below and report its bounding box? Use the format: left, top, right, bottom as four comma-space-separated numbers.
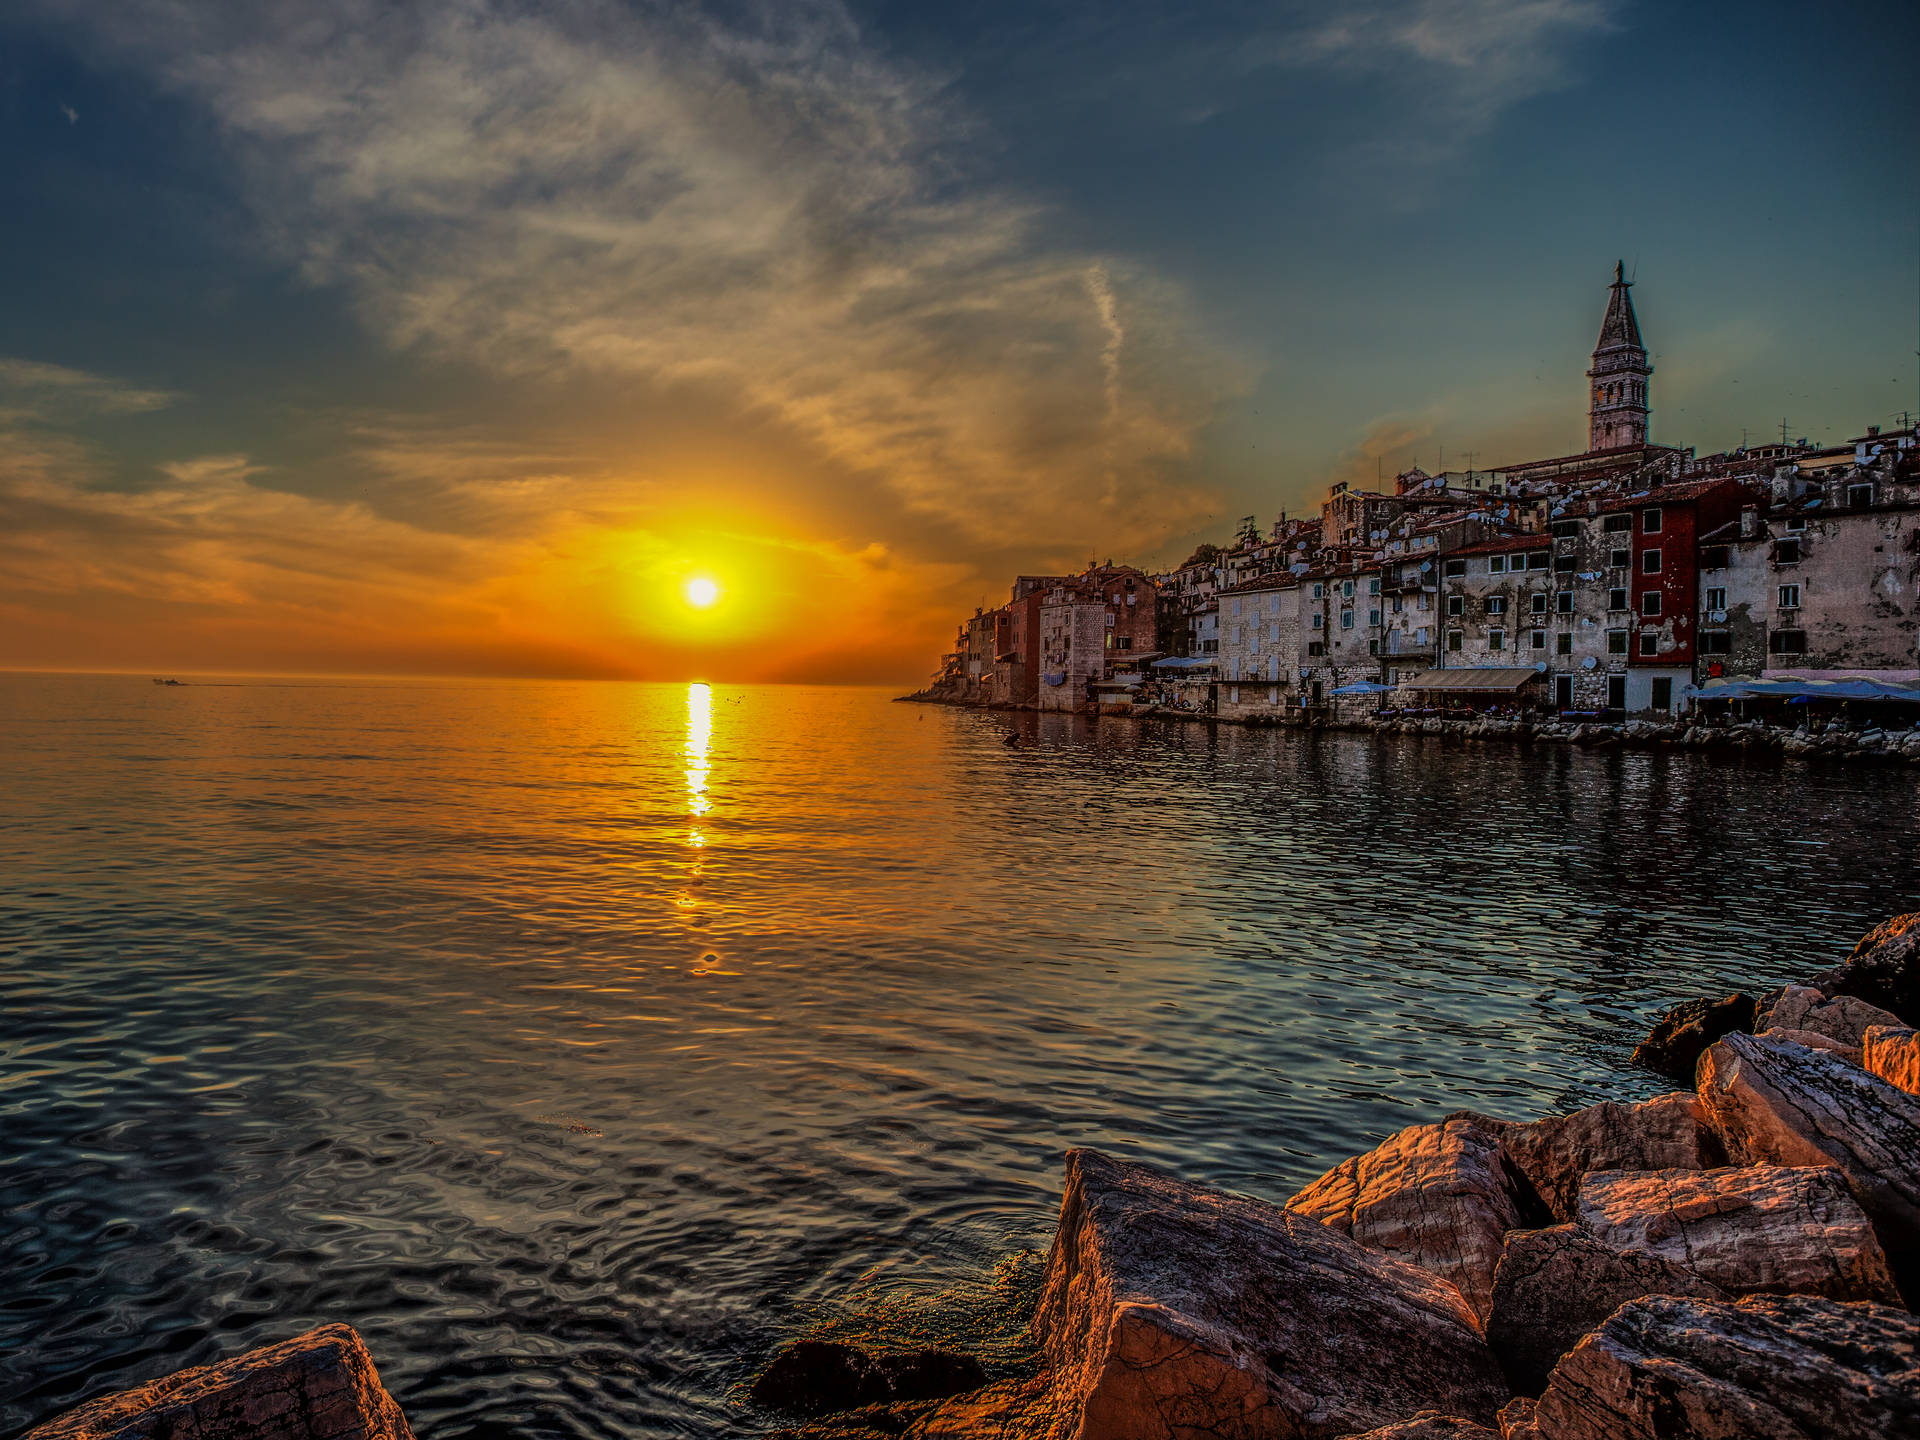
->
1034, 1148, 1508, 1440
1575, 1165, 1899, 1304
1485, 1224, 1724, 1397
1337, 1412, 1498, 1439
1509, 1294, 1920, 1440
1630, 994, 1757, 1080
22, 1323, 412, 1440
1807, 911, 1920, 1026
1757, 984, 1903, 1050
752, 1341, 988, 1417
1287, 1118, 1543, 1323
1864, 1023, 1920, 1096
1456, 1092, 1720, 1224
1696, 1031, 1920, 1248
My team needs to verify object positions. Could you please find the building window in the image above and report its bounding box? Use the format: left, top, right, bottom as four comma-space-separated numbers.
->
1312, 612, 1325, 628
1447, 595, 1464, 616
1531, 593, 1548, 614
1486, 595, 1506, 615
1778, 584, 1800, 610
1369, 578, 1381, 595
1550, 519, 1581, 538
1556, 632, 1573, 655
1488, 555, 1507, 574
1848, 483, 1874, 509
1527, 552, 1549, 570
1643, 507, 1663, 533
1391, 595, 1403, 614
1610, 547, 1632, 569
1233, 597, 1242, 616
1447, 630, 1463, 652
1341, 609, 1354, 629
1700, 631, 1731, 655
1308, 640, 1325, 657
1116, 636, 1132, 650
1342, 580, 1355, 598
1642, 548, 1662, 574
1488, 628, 1505, 651
1705, 587, 1727, 611
1769, 630, 1807, 654
1555, 591, 1573, 614
1701, 545, 1729, 569
1531, 629, 1547, 651
1603, 514, 1632, 533
1312, 582, 1324, 599
1639, 631, 1658, 656
1607, 629, 1628, 654
1368, 639, 1379, 656
1368, 608, 1381, 625
1608, 587, 1629, 611
1642, 592, 1662, 617
1652, 678, 1673, 711
1444, 559, 1466, 577
1553, 554, 1576, 573
1775, 538, 1801, 564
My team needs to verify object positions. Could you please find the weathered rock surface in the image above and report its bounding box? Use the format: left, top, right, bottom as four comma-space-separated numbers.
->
1757, 983, 1903, 1049
23, 1323, 413, 1440
908, 1377, 1058, 1440
1035, 1148, 1508, 1440
752, 1341, 989, 1416
1865, 1023, 1920, 1095
1336, 1413, 1498, 1439
1456, 1092, 1721, 1224
1631, 994, 1757, 1081
1286, 1118, 1542, 1323
1576, 1165, 1900, 1303
1510, 1294, 1920, 1440
1696, 1031, 1920, 1246
1484, 1224, 1725, 1397
1756, 1026, 1860, 1062
1807, 911, 1920, 1026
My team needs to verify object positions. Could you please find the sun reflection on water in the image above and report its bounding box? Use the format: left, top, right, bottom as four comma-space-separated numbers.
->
685, 683, 712, 845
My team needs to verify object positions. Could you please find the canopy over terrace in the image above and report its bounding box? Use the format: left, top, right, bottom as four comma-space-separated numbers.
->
1398, 668, 1542, 694
1688, 676, 1920, 704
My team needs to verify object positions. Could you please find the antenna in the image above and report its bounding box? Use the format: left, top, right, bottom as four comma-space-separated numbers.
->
1780, 416, 1790, 448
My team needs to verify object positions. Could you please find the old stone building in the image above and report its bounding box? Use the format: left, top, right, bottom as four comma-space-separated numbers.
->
1216, 577, 1302, 719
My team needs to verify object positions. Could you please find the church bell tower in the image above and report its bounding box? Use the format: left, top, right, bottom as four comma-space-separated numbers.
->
1587, 261, 1650, 452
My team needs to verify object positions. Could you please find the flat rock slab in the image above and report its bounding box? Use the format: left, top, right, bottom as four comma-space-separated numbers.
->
1035, 1149, 1509, 1440
1336, 1413, 1497, 1439
1457, 1093, 1720, 1224
1512, 1294, 1920, 1440
1485, 1225, 1725, 1397
1758, 984, 1902, 1049
23, 1323, 413, 1440
1576, 1165, 1899, 1304
1865, 1024, 1920, 1095
1287, 1118, 1539, 1324
1697, 1031, 1920, 1246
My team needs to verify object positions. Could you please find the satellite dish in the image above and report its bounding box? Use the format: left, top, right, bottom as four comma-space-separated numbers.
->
1533, 662, 1548, 673
1582, 657, 1599, 671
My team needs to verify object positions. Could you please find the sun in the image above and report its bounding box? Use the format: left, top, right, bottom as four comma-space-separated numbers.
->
683, 576, 721, 609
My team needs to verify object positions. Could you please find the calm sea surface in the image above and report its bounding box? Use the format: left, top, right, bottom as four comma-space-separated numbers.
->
3, 674, 1917, 1437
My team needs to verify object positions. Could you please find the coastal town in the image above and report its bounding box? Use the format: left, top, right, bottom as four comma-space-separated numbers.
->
918, 266, 1920, 731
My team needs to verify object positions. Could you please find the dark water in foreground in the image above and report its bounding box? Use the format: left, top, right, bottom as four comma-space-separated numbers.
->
2, 674, 1917, 1437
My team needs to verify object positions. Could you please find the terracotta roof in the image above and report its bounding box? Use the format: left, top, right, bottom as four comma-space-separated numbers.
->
1595, 476, 1749, 511
1441, 535, 1548, 558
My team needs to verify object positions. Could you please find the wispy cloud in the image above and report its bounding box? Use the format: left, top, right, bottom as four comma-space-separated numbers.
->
35, 0, 1237, 557
0, 357, 179, 419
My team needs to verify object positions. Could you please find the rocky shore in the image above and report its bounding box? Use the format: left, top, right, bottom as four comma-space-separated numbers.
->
23, 918, 1920, 1439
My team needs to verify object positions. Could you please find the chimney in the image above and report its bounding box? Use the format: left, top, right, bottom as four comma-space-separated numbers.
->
1740, 505, 1760, 540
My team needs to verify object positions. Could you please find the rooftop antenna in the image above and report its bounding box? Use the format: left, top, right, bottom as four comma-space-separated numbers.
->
1780, 416, 1790, 447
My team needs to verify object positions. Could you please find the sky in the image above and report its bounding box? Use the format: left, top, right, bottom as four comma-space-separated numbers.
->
1, 0, 1915, 683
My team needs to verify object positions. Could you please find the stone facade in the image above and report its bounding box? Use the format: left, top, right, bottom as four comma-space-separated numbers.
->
1217, 579, 1302, 719
1587, 262, 1651, 452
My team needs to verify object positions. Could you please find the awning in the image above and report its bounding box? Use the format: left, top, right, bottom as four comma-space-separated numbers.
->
1329, 681, 1394, 696
1688, 677, 1920, 703
1399, 668, 1541, 693
1150, 656, 1217, 671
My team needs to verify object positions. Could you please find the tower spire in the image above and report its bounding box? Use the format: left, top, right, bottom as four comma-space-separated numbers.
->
1588, 262, 1650, 451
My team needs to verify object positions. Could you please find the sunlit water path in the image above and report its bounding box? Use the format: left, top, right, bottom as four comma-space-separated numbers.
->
2, 675, 1916, 1437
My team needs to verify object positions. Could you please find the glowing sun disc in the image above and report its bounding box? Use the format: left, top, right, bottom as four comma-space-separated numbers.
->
684, 577, 720, 608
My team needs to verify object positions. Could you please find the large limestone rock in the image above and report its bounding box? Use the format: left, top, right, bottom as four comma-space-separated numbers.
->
1757, 983, 1903, 1049
1034, 1149, 1509, 1440
1865, 1024, 1920, 1095
1756, 1026, 1859, 1062
1696, 1031, 1920, 1246
1806, 911, 1920, 1025
1630, 994, 1756, 1080
1510, 1294, 1920, 1440
1576, 1166, 1900, 1303
1286, 1119, 1541, 1324
23, 1324, 413, 1440
1457, 1093, 1720, 1224
1484, 1225, 1724, 1397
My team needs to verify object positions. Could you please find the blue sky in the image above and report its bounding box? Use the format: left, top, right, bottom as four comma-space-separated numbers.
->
1, 1, 1915, 677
